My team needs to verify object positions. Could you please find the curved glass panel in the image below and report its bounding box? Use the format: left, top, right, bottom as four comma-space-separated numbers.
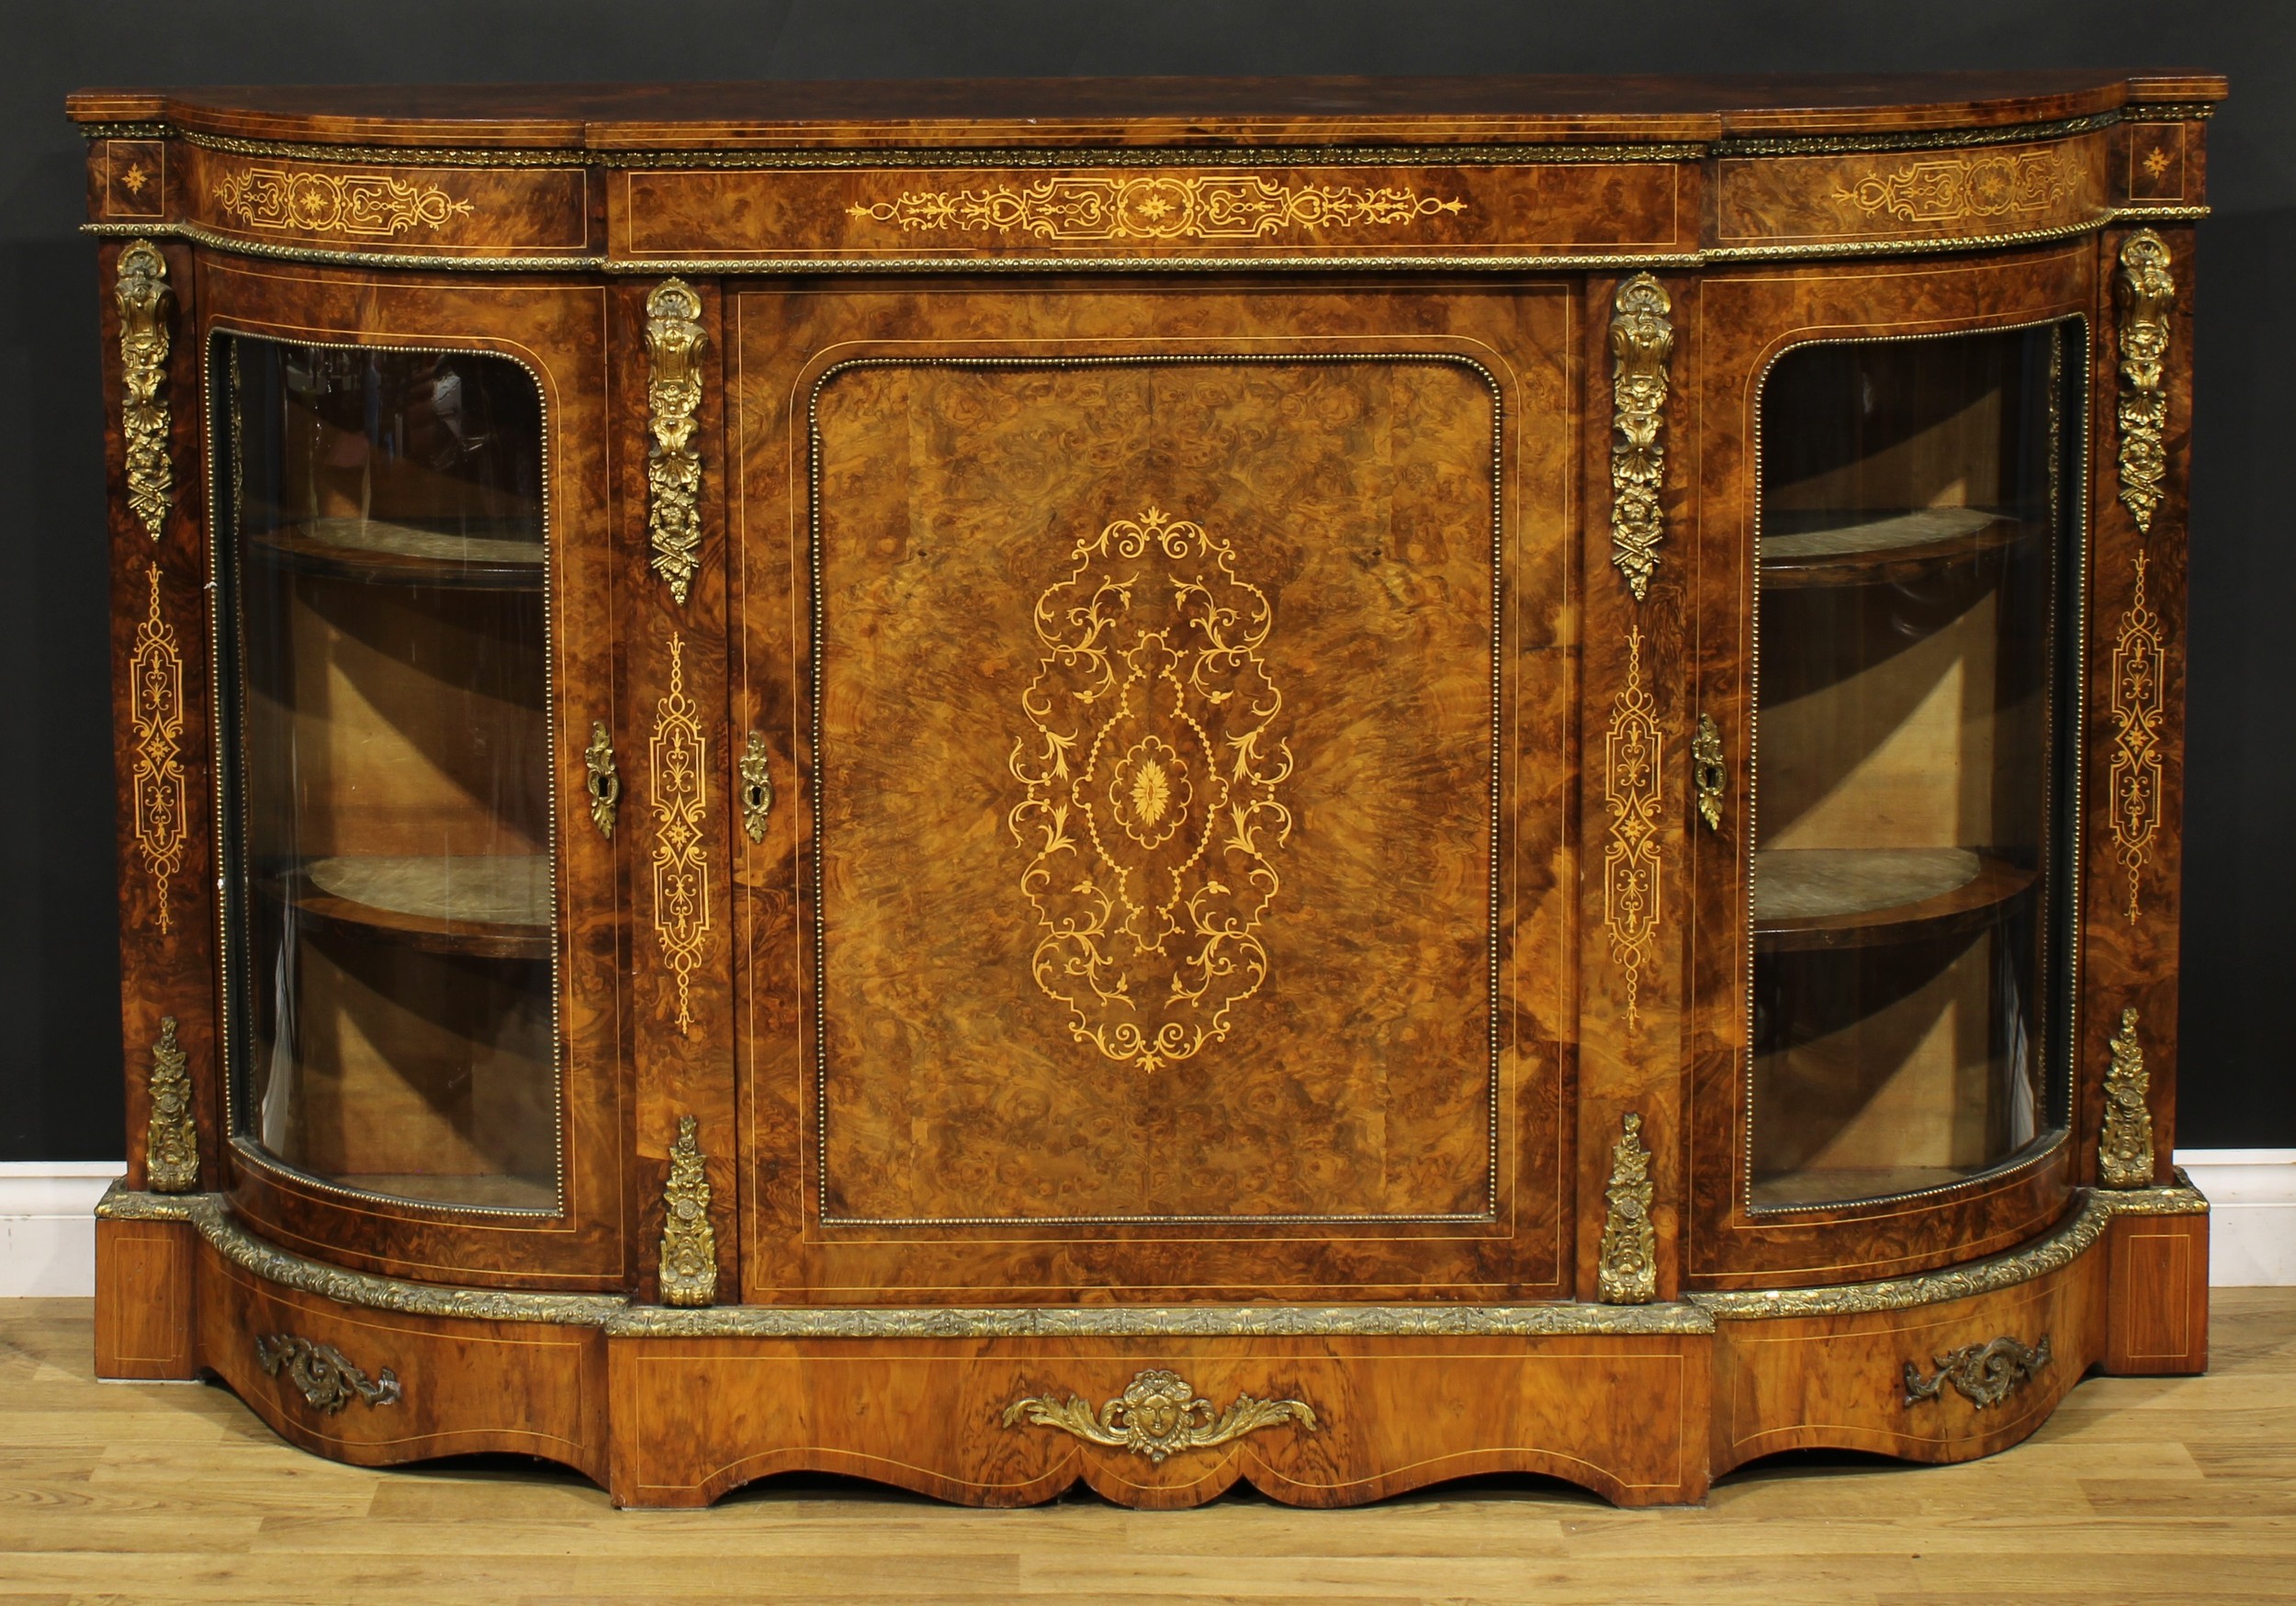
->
1749, 321, 2082, 1209
216, 337, 557, 1212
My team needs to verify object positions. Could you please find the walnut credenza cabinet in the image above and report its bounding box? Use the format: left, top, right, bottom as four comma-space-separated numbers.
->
74, 73, 2223, 1509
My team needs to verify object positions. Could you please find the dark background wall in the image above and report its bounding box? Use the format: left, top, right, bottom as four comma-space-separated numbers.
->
2, 1, 2288, 1160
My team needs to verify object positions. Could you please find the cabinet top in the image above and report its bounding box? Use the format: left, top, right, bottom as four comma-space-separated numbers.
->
67, 72, 2225, 151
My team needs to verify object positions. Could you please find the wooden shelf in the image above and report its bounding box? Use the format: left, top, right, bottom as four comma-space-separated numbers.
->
1753, 847, 2037, 952
1759, 507, 2037, 590
250, 517, 544, 591
273, 854, 553, 960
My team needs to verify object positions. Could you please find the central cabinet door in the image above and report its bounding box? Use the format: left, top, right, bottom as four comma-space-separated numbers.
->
733, 284, 1570, 1301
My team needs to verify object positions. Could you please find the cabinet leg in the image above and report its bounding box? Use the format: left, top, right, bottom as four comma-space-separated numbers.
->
2100, 1208, 2209, 1376
94, 1216, 197, 1380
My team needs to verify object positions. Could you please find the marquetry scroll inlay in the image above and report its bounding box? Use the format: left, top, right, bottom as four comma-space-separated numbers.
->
1007, 507, 1293, 1073
254, 1332, 400, 1413
1597, 1112, 1658, 1305
1902, 1333, 2052, 1410
2115, 230, 2175, 533
114, 239, 172, 542
1608, 273, 1673, 600
142, 1016, 197, 1194
129, 565, 186, 933
848, 174, 1464, 242
648, 635, 710, 1033
1002, 1367, 1319, 1464
211, 166, 472, 236
1834, 147, 2073, 225
1603, 630, 1662, 1026
2098, 1007, 2155, 1189
643, 277, 706, 605
658, 1115, 717, 1308
2110, 554, 2165, 923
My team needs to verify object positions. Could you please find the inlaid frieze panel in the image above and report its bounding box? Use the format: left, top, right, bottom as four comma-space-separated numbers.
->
612, 161, 1691, 262
182, 146, 592, 257
1714, 138, 2110, 250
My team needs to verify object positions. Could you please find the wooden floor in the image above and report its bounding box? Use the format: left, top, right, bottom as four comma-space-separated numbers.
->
3, 1294, 2292, 1604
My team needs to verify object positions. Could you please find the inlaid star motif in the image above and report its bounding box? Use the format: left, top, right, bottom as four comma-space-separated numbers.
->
2144, 148, 2172, 178
120, 163, 151, 197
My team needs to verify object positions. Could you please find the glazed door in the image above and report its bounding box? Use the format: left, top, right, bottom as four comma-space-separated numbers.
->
203, 261, 622, 1287
1687, 249, 2096, 1286
732, 282, 1571, 1302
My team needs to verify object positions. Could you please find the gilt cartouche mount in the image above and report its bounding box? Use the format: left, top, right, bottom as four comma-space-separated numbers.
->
79, 73, 2216, 1511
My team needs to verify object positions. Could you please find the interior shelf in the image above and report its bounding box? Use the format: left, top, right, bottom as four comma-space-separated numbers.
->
273, 853, 554, 960
1759, 507, 2037, 590
1752, 847, 2037, 952
249, 517, 544, 591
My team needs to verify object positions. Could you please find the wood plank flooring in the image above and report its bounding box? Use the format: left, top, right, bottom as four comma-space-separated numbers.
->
3, 1292, 2292, 1604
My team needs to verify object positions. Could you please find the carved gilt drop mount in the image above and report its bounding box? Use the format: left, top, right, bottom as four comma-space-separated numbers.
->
1597, 1112, 1659, 1305
658, 1115, 718, 1308
1608, 273, 1673, 600
1002, 1367, 1319, 1464
141, 1015, 197, 1194
2098, 1006, 2156, 1189
2116, 230, 2175, 533
115, 238, 173, 542
644, 277, 707, 604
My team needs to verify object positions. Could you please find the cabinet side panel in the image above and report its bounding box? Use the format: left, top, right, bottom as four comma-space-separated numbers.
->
2077, 227, 2191, 1185
107, 237, 221, 1193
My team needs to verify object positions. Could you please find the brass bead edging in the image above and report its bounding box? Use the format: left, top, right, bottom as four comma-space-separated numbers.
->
79, 205, 2210, 276
96, 1178, 2205, 1334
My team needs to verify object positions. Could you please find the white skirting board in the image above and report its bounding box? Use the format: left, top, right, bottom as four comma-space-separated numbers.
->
0, 1162, 124, 1297
2176, 1149, 2296, 1287
0, 1153, 2288, 1296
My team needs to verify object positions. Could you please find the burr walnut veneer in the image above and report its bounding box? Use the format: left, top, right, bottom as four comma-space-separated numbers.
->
74, 73, 2219, 1509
